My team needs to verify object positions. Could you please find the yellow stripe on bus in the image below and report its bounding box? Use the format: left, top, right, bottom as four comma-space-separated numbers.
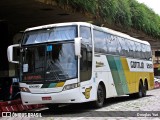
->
56, 82, 65, 87
120, 57, 154, 93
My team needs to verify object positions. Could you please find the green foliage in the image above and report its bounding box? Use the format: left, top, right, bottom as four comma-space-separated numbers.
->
129, 0, 160, 38
56, 0, 97, 14
54, 0, 160, 38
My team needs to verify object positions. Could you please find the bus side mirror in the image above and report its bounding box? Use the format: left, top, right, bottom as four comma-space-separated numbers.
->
7, 44, 20, 64
74, 37, 82, 58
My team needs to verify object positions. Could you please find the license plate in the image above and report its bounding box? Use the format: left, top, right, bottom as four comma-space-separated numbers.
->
42, 96, 52, 100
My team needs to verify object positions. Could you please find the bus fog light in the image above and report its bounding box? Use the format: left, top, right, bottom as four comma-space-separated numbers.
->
63, 83, 80, 91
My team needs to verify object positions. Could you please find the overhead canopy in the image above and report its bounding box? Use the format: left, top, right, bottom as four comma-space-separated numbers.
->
0, 0, 159, 49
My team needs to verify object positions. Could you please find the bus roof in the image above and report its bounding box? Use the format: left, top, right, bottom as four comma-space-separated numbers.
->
25, 22, 150, 45
25, 22, 91, 32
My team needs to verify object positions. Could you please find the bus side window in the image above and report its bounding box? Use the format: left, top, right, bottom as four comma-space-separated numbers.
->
94, 30, 107, 53
80, 26, 92, 44
118, 37, 129, 57
130, 41, 136, 58
127, 40, 135, 58
106, 34, 119, 55
116, 37, 122, 55
146, 45, 152, 60
135, 42, 142, 59
141, 44, 147, 59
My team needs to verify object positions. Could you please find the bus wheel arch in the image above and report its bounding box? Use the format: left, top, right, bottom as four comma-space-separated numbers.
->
92, 81, 106, 108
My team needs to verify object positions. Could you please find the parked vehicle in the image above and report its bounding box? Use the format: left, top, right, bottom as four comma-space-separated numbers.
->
154, 77, 160, 83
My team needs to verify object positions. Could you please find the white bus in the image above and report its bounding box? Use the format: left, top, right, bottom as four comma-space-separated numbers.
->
8, 22, 154, 109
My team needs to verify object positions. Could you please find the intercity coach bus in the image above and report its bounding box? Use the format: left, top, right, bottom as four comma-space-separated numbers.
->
7, 22, 154, 109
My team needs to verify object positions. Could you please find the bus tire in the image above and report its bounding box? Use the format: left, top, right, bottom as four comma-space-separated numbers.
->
142, 82, 147, 97
92, 84, 105, 108
135, 81, 143, 98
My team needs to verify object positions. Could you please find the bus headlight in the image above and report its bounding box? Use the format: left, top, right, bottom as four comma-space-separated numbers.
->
20, 87, 31, 93
63, 83, 80, 91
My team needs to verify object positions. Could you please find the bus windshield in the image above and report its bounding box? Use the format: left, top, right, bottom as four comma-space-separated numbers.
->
23, 26, 77, 45
22, 43, 77, 82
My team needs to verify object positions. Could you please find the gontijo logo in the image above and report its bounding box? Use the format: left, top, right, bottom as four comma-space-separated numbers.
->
130, 61, 144, 68
127, 58, 153, 72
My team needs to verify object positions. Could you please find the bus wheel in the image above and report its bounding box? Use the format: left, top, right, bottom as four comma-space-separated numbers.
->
142, 82, 147, 97
136, 82, 143, 98
92, 84, 105, 108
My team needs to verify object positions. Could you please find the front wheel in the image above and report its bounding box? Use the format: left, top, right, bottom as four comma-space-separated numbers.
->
92, 84, 105, 108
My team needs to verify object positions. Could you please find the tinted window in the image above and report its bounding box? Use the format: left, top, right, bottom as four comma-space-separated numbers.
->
22, 43, 78, 82
80, 26, 92, 45
93, 29, 151, 60
94, 30, 107, 53
130, 40, 136, 58
23, 26, 77, 45
118, 37, 129, 56
135, 42, 142, 58
127, 40, 136, 58
22, 45, 45, 81
46, 43, 77, 81
141, 44, 147, 59
146, 45, 152, 60
106, 34, 120, 55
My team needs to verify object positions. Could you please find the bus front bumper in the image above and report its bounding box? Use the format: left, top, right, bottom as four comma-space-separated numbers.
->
21, 88, 85, 105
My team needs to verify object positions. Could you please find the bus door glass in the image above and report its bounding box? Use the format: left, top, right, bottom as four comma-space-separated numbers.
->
80, 26, 92, 82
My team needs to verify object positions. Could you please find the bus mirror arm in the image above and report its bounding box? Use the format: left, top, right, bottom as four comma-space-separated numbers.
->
7, 44, 20, 64
74, 37, 82, 58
